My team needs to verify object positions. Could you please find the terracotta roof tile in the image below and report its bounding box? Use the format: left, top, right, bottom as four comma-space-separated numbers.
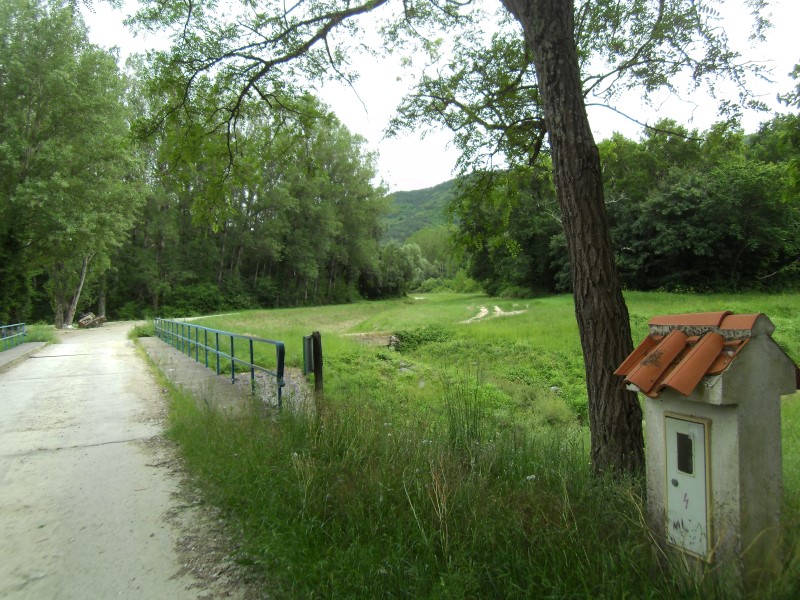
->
660, 332, 724, 396
613, 335, 658, 377
649, 311, 731, 327
616, 312, 768, 398
719, 313, 763, 332
625, 330, 688, 395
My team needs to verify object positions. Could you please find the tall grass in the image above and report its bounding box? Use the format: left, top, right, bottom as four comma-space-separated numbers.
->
162, 291, 800, 597
169, 373, 681, 598
23, 323, 58, 344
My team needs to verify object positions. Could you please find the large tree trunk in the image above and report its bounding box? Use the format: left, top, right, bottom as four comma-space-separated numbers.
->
501, 0, 643, 474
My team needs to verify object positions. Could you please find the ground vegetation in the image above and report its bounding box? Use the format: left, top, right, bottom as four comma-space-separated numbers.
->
154, 291, 800, 598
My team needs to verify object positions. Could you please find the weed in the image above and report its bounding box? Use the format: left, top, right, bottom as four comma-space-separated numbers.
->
392, 325, 451, 352
128, 320, 155, 339
23, 323, 57, 344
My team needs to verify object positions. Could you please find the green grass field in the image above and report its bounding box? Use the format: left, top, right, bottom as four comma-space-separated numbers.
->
163, 291, 800, 598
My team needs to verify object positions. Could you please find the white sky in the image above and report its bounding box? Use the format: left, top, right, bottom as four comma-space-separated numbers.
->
84, 1, 799, 192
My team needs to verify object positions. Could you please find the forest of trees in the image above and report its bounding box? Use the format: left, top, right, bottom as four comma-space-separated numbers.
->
452, 116, 800, 296
0, 1, 417, 323
1, 1, 798, 324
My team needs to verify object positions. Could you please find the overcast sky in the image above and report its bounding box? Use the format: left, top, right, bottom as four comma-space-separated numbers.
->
84, 1, 799, 192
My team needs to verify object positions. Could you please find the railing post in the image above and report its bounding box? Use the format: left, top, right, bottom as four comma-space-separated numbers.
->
249, 339, 255, 395
204, 329, 209, 368
276, 342, 285, 409
215, 332, 220, 375
195, 326, 199, 362
230, 335, 235, 383
312, 331, 323, 394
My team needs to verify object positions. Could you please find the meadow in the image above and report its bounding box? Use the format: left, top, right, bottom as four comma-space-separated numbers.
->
157, 291, 800, 598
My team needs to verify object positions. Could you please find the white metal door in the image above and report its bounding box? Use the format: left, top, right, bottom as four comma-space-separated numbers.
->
665, 415, 710, 558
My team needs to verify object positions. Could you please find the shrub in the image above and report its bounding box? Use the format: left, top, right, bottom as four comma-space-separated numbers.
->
392, 325, 452, 352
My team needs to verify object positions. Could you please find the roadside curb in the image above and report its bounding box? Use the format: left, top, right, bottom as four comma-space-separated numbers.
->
0, 342, 47, 374
136, 337, 257, 411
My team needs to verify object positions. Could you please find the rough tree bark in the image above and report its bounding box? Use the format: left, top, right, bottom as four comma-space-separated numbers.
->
500, 0, 644, 473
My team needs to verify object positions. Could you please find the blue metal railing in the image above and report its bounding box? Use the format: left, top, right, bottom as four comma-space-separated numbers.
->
1, 323, 26, 352
153, 318, 286, 407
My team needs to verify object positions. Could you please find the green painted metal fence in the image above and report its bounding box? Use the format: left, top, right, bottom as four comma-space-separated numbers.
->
1, 323, 26, 352
153, 318, 286, 406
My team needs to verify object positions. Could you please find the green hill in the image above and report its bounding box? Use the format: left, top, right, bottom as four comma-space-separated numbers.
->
383, 179, 456, 241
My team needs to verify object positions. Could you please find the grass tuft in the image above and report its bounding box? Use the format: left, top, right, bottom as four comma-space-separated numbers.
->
128, 320, 155, 339
24, 323, 58, 344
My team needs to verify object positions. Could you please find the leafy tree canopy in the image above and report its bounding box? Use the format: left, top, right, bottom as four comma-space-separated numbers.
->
0, 0, 142, 325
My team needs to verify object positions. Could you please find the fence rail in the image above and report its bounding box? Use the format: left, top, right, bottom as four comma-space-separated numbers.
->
1, 323, 26, 352
154, 318, 286, 406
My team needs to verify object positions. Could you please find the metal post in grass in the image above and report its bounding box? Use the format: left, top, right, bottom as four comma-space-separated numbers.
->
204, 329, 209, 368
276, 341, 285, 408
230, 335, 235, 383
215, 332, 220, 375
312, 331, 323, 394
195, 326, 199, 362
249, 339, 255, 395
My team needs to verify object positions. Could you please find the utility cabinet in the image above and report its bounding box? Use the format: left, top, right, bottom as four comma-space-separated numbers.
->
615, 311, 799, 592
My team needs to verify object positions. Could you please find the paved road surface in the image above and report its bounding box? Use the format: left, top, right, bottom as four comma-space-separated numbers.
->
0, 323, 238, 599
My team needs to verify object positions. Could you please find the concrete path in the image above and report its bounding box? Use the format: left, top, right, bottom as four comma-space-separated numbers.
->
0, 341, 47, 374
0, 322, 251, 599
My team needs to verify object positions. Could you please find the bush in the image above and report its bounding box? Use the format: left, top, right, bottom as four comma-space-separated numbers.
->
129, 321, 155, 338
392, 325, 452, 352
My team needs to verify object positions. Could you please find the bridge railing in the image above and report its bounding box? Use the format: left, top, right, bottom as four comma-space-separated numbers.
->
153, 318, 286, 407
1, 323, 26, 352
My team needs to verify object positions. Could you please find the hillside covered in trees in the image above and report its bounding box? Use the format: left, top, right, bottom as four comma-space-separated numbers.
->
384, 180, 456, 241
